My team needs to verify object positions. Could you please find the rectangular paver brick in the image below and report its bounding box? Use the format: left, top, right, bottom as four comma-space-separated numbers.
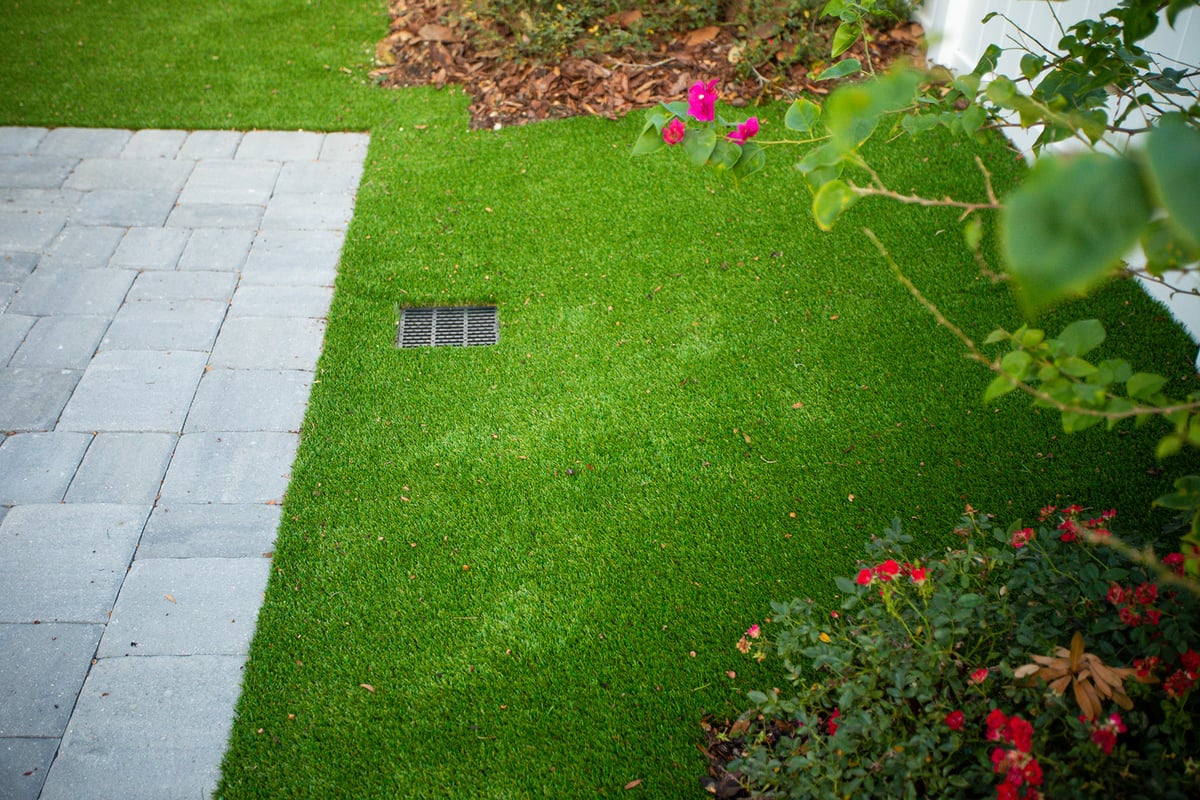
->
0, 370, 83, 434
73, 189, 176, 227
185, 368, 314, 432
0, 208, 68, 252
42, 225, 125, 268
228, 284, 333, 318
98, 557, 270, 657
0, 622, 105, 737
0, 252, 39, 283
275, 161, 363, 195
120, 130, 188, 159
0, 156, 78, 189
0, 313, 37, 363
209, 316, 326, 370
0, 127, 49, 156
65, 432, 178, 504
35, 128, 131, 158
100, 299, 227, 352
260, 192, 356, 231
164, 202, 263, 230
58, 350, 207, 433
179, 159, 279, 205
239, 229, 344, 286
125, 270, 237, 302
109, 227, 191, 269
138, 503, 282, 558
63, 158, 193, 193
0, 504, 150, 623
236, 130, 324, 161
9, 316, 109, 369
178, 130, 242, 160
0, 736, 57, 800
0, 432, 91, 504
7, 267, 135, 316
39, 654, 243, 800
319, 132, 370, 162
158, 432, 298, 504
176, 227, 254, 271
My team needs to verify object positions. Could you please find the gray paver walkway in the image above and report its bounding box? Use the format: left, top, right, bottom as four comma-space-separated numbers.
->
0, 126, 368, 799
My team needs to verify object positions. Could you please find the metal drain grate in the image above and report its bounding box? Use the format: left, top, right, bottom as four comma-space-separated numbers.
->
396, 306, 499, 348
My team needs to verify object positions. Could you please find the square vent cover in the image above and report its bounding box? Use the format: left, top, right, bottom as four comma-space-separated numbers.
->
396, 305, 499, 348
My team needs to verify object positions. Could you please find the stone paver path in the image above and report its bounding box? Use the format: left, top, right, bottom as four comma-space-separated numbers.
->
0, 126, 368, 799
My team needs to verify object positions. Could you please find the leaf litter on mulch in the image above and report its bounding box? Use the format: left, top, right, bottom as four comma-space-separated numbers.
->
371, 0, 928, 129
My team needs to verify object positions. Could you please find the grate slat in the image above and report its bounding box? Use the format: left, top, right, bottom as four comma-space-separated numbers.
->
397, 305, 499, 348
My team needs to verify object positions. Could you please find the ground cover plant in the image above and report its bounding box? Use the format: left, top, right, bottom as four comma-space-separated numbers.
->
3, 1, 1200, 798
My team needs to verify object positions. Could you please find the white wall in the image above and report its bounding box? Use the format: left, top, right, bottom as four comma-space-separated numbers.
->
915, 1, 1200, 359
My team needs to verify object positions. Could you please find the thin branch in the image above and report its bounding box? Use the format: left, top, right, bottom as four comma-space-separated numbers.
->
861, 228, 1200, 423
1129, 269, 1200, 299
849, 183, 1002, 217
1089, 532, 1200, 598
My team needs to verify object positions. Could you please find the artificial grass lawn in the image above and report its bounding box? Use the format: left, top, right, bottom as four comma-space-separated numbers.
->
4, 3, 1200, 797
217, 116, 1199, 797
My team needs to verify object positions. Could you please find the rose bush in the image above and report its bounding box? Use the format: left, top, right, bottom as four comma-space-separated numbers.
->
725, 507, 1200, 798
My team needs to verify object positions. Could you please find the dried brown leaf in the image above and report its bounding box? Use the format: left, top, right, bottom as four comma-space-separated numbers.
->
1013, 663, 1041, 679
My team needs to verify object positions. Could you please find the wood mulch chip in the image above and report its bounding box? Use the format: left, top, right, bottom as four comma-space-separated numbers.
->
372, 1, 927, 129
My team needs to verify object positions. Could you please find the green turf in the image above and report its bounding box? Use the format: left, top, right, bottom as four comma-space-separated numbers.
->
4, 3, 1199, 798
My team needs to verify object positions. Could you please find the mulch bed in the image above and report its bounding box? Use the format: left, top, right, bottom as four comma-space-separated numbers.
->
371, 1, 928, 129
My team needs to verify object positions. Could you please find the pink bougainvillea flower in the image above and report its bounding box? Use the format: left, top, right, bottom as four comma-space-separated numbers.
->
1164, 552, 1186, 574
944, 710, 965, 730
826, 708, 840, 735
687, 79, 719, 122
726, 116, 759, 144
1058, 519, 1078, 542
662, 117, 686, 145
1181, 649, 1200, 675
971, 667, 990, 685
735, 636, 750, 654
910, 567, 929, 585
1037, 504, 1057, 521
746, 623, 761, 639
855, 567, 873, 586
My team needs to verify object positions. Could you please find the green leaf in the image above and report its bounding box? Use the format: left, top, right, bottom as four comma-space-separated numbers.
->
1142, 116, 1200, 250
963, 216, 983, 251
660, 101, 689, 118
746, 690, 770, 705
1020, 54, 1046, 81
710, 139, 741, 171
1128, 372, 1167, 400
682, 126, 717, 167
796, 142, 845, 191
814, 58, 862, 81
785, 98, 822, 134
812, 179, 859, 231
983, 329, 1009, 346
732, 141, 766, 180
1002, 154, 1152, 314
971, 44, 1002, 76
831, 21, 861, 58
1063, 411, 1103, 433
959, 104, 987, 137
1157, 435, 1185, 460
984, 374, 1018, 402
1142, 217, 1200, 275
1000, 350, 1032, 379
1054, 319, 1106, 357
901, 113, 941, 136
1058, 356, 1097, 378
631, 123, 665, 156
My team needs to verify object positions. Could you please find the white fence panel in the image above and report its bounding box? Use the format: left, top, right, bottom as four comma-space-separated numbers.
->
915, 1, 1200, 357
